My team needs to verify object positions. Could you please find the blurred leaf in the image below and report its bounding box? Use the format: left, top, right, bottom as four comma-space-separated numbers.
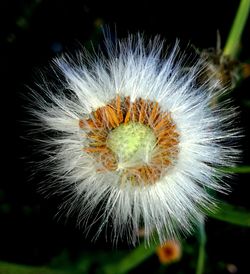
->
243, 100, 250, 107
101, 243, 156, 274
0, 261, 75, 274
0, 203, 11, 214
49, 249, 71, 269
207, 202, 250, 227
220, 166, 250, 173
75, 249, 126, 273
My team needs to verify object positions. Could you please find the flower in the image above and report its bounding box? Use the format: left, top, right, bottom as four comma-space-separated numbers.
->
195, 32, 241, 91
156, 240, 182, 264
31, 35, 239, 245
198, 46, 240, 91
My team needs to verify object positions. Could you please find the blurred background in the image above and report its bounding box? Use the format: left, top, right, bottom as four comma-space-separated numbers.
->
1, 0, 250, 273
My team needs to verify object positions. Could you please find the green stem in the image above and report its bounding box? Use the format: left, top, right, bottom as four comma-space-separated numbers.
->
207, 202, 250, 227
0, 261, 73, 274
102, 242, 156, 274
196, 218, 206, 274
223, 0, 250, 58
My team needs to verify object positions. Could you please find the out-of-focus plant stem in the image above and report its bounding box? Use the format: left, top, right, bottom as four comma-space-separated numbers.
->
196, 218, 206, 274
207, 202, 250, 227
223, 0, 250, 58
102, 242, 156, 274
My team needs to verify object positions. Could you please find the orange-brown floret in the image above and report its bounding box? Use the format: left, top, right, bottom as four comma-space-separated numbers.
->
79, 96, 179, 185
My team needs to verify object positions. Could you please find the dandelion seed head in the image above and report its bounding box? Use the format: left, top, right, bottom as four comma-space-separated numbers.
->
30, 34, 240, 245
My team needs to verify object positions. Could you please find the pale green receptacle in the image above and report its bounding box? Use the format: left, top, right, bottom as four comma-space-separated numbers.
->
107, 122, 156, 162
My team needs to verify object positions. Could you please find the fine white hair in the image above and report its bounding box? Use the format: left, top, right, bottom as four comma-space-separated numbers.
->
29, 34, 240, 245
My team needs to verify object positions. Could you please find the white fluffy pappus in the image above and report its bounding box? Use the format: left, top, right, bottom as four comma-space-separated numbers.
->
30, 35, 240, 245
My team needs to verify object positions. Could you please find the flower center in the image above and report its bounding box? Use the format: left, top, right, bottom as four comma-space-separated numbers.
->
107, 122, 156, 164
79, 95, 179, 185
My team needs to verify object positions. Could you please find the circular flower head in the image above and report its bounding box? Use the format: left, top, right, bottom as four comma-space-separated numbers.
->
31, 35, 239, 245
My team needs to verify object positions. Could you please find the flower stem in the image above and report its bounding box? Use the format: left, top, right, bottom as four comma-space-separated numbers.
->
102, 242, 156, 274
223, 0, 250, 58
196, 218, 206, 274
